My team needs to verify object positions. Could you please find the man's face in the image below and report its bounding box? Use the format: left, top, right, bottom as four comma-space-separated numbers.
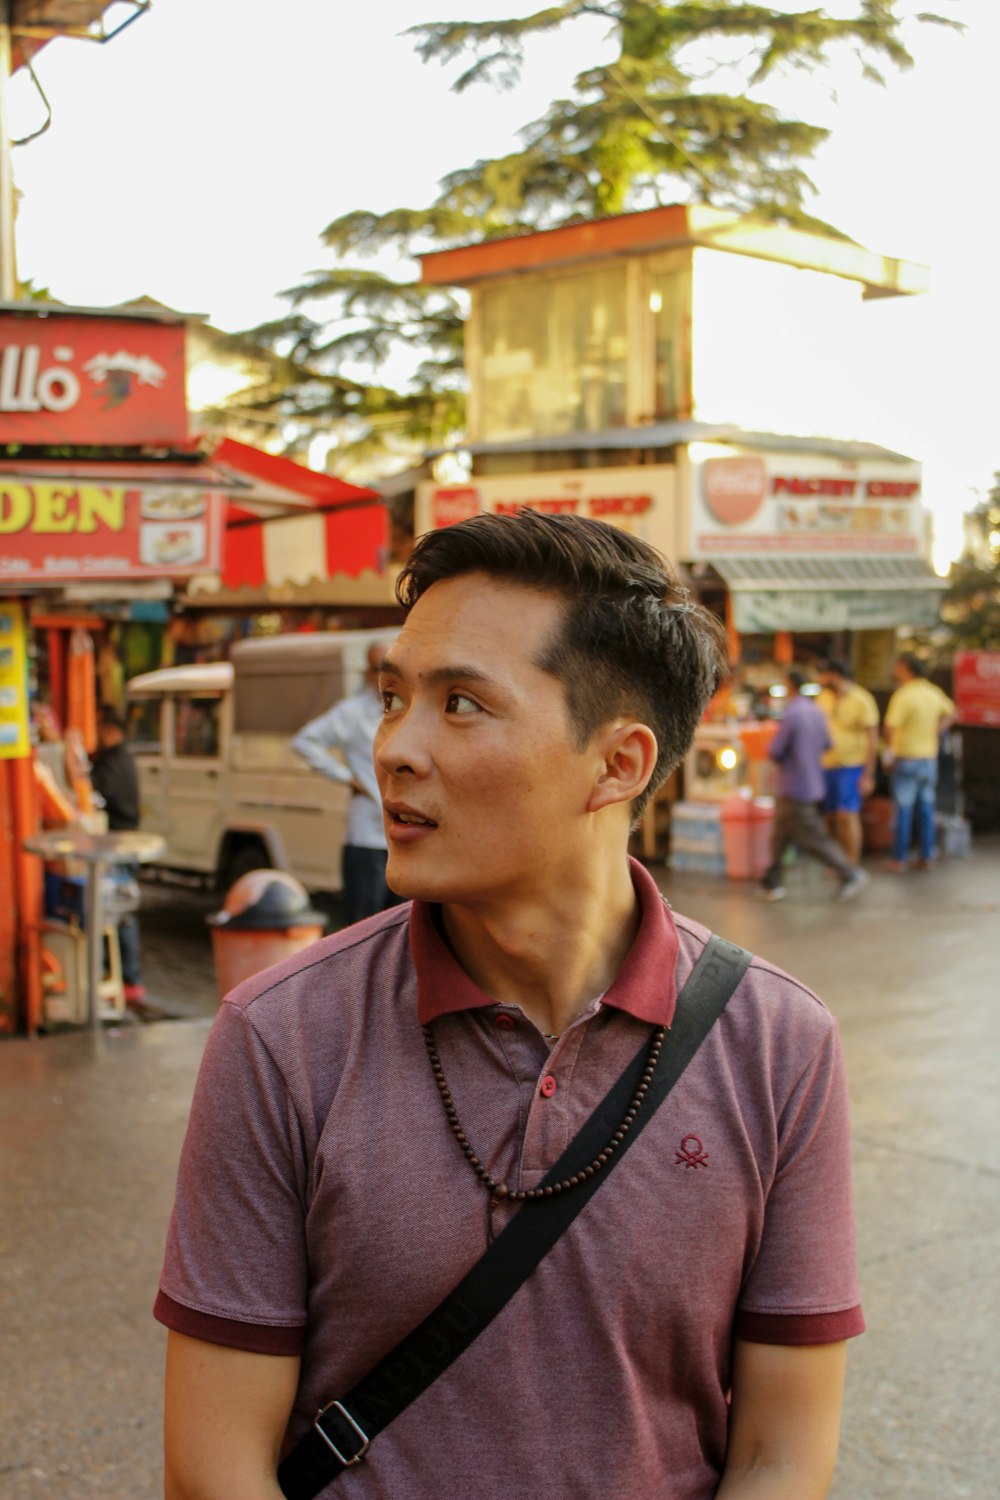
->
374, 573, 604, 907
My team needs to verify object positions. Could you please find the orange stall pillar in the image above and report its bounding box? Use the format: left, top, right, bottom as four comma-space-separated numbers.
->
0, 761, 18, 1032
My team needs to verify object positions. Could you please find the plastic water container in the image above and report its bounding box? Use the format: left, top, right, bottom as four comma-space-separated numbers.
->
668, 801, 728, 876
721, 791, 775, 879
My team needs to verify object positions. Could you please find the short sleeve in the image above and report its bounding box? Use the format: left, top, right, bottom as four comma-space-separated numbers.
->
155, 1001, 310, 1354
736, 1019, 863, 1345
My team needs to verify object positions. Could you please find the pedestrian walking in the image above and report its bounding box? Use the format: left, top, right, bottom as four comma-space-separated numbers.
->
761, 669, 869, 902
882, 653, 956, 872
90, 706, 146, 1007
817, 658, 879, 867
292, 641, 395, 926
157, 513, 863, 1500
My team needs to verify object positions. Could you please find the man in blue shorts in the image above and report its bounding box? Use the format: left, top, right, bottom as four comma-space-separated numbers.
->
817, 659, 879, 868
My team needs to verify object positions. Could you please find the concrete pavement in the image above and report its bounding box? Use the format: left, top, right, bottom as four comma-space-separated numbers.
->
0, 842, 997, 1498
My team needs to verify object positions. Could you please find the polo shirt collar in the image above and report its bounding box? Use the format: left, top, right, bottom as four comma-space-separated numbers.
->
411, 857, 679, 1029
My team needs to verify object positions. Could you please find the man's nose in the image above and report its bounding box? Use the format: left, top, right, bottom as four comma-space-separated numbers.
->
375, 706, 429, 778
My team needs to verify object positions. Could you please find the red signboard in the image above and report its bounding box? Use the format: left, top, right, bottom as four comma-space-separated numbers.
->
0, 481, 223, 582
954, 650, 1000, 728
0, 314, 188, 446
432, 486, 482, 528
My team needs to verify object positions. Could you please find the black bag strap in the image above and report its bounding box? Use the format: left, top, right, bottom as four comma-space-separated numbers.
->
278, 933, 752, 1499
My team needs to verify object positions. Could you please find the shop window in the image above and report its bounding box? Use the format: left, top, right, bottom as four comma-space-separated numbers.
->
479, 266, 627, 440
173, 696, 221, 758
650, 265, 691, 421
127, 698, 162, 754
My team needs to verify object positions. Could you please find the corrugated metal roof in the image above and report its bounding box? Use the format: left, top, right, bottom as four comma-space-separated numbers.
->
436, 423, 915, 465
712, 556, 946, 590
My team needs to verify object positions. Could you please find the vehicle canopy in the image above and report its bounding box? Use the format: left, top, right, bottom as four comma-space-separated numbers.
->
126, 628, 396, 738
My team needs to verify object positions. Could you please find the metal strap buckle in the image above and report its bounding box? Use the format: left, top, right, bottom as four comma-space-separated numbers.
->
312, 1400, 370, 1467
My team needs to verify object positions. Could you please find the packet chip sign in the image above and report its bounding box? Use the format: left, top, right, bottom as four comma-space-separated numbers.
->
0, 313, 187, 446
0, 482, 223, 582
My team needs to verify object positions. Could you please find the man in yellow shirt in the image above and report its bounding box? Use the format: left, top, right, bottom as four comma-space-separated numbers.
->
817, 659, 879, 867
882, 654, 956, 872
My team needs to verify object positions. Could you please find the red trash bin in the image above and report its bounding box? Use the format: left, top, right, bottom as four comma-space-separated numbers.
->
207, 869, 326, 1000
721, 792, 775, 879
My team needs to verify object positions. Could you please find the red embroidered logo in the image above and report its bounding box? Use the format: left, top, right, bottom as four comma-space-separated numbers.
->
674, 1134, 709, 1169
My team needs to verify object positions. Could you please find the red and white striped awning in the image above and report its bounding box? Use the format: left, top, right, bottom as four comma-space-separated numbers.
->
187, 439, 391, 604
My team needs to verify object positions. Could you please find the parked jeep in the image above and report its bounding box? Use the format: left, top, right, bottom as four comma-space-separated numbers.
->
125, 629, 397, 892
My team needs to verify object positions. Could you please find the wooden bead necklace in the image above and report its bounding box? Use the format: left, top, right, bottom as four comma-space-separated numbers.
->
422, 1022, 667, 1203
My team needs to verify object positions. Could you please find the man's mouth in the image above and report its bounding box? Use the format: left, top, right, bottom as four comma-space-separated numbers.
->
388, 807, 438, 828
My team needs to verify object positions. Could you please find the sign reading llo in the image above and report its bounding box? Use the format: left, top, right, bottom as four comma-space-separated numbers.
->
0, 313, 188, 447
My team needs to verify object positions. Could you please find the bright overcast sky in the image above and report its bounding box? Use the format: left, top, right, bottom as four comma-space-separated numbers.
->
8, 0, 998, 563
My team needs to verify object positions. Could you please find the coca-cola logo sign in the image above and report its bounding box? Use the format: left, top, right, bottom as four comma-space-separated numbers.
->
702, 456, 768, 526
0, 313, 187, 446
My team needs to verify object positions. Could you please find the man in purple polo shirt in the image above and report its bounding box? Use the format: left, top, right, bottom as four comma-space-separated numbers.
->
158, 513, 864, 1499
761, 669, 868, 903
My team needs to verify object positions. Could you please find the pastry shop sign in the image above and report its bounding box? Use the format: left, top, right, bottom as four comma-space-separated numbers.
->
0, 481, 223, 582
0, 313, 187, 446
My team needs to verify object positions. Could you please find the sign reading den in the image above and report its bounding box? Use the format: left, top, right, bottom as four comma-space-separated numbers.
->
0, 313, 188, 447
0, 482, 222, 582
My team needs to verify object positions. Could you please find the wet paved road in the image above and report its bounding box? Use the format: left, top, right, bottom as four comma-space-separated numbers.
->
1, 844, 997, 1498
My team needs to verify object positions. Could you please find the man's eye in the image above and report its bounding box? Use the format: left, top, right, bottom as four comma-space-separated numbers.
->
381, 690, 403, 712
445, 693, 479, 715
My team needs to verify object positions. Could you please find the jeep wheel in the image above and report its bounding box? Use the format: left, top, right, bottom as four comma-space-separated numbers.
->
221, 843, 270, 893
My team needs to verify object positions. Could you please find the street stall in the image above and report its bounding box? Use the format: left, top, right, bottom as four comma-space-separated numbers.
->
0, 303, 382, 1032
0, 302, 195, 1030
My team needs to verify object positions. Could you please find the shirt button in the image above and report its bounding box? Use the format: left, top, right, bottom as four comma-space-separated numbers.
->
495, 1013, 515, 1030
540, 1074, 557, 1098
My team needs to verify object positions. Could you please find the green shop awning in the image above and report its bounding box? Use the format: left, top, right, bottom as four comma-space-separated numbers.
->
712, 556, 946, 633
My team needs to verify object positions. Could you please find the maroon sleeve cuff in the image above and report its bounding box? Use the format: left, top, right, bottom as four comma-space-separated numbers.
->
153, 1289, 306, 1356
734, 1303, 866, 1346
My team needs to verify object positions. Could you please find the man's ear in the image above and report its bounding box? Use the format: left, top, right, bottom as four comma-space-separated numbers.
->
587, 721, 659, 814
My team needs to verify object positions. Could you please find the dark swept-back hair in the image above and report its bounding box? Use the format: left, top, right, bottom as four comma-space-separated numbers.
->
897, 652, 927, 678
396, 511, 729, 822
818, 657, 849, 680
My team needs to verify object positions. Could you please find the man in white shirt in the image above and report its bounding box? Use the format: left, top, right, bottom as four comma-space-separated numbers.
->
292, 643, 394, 925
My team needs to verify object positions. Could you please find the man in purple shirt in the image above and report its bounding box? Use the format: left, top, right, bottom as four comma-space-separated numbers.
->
761, 669, 868, 902
159, 516, 863, 1499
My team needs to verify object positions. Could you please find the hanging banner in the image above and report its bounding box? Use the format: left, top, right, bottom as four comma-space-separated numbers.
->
0, 602, 30, 757
0, 482, 224, 583
730, 587, 942, 633
0, 313, 188, 447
